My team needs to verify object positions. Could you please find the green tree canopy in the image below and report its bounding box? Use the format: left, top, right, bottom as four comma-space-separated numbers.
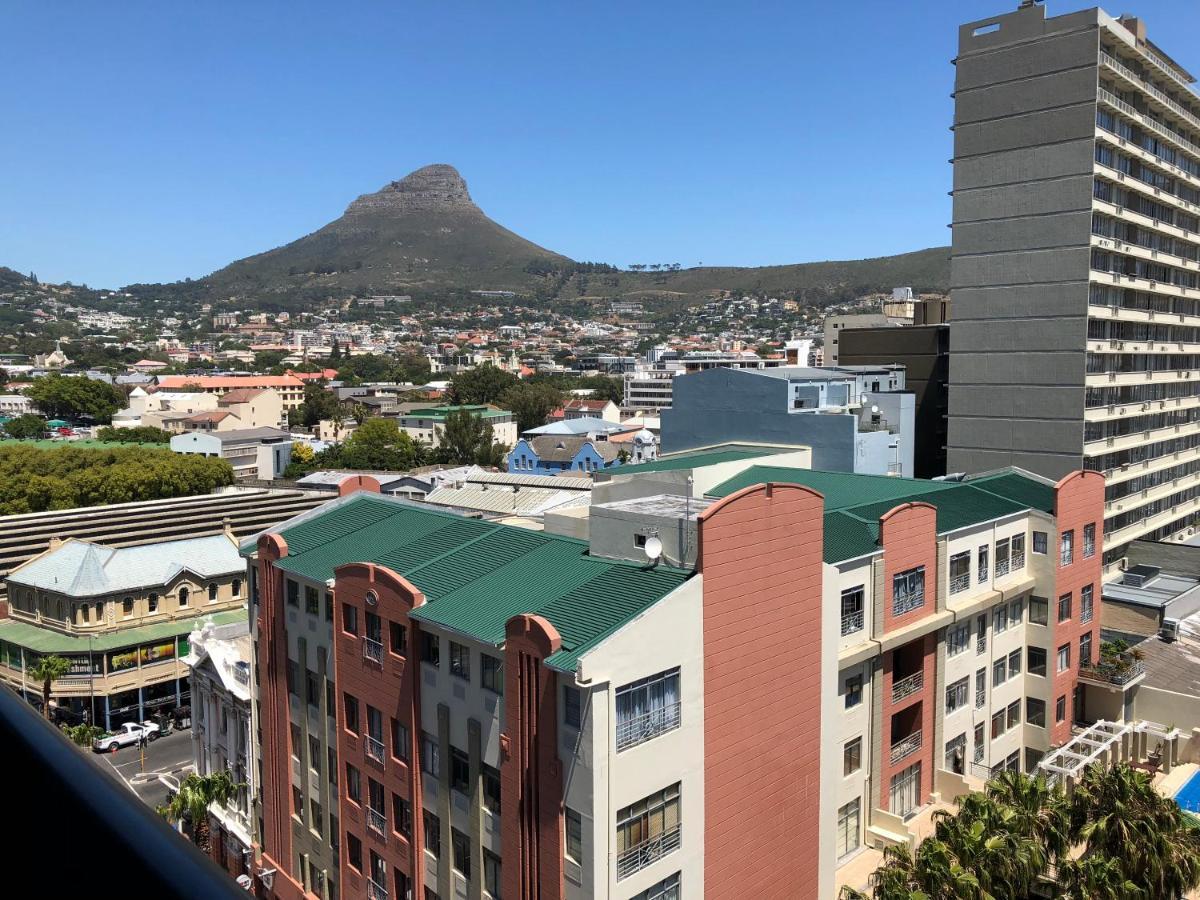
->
2, 414, 46, 440
28, 655, 71, 719
25, 374, 125, 422
338, 418, 427, 471
253, 350, 288, 371
96, 425, 171, 444
447, 364, 518, 405
502, 382, 565, 434
434, 408, 505, 466
288, 383, 342, 429
158, 771, 242, 852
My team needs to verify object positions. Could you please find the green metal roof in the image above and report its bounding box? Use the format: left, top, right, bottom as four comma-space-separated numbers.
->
269, 495, 690, 671
0, 608, 244, 654
708, 467, 1047, 564
620, 444, 800, 475
399, 405, 510, 421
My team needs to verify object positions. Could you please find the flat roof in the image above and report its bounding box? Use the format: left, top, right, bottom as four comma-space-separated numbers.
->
0, 608, 245, 654
620, 444, 802, 474
1104, 571, 1200, 609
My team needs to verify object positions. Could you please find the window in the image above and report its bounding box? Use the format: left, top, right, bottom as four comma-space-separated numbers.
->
1009, 597, 1024, 623
1029, 597, 1048, 626
292, 786, 302, 819
843, 737, 862, 775
369, 851, 386, 894
1006, 700, 1020, 730
1060, 530, 1074, 566
976, 615, 987, 653
1033, 531, 1047, 554
178, 587, 190, 608
946, 677, 969, 713
974, 722, 985, 762
329, 747, 337, 786
1058, 593, 1072, 623
1008, 649, 1021, 676
286, 580, 299, 608
122, 598, 133, 619
837, 799, 861, 860
1083, 523, 1096, 558
949, 552, 971, 594
451, 747, 470, 794
482, 654, 504, 694
421, 732, 440, 778
304, 585, 318, 615
1027, 697, 1046, 728
368, 777, 385, 820
975, 669, 986, 708
346, 763, 361, 804
305, 670, 320, 708
991, 710, 1004, 740
286, 660, 297, 697
947, 623, 970, 656
993, 603, 1008, 634
483, 763, 501, 815
616, 784, 680, 880
311, 800, 323, 836
615, 668, 681, 751
945, 733, 967, 773
391, 719, 409, 762
841, 585, 865, 634
420, 632, 440, 666
563, 685, 581, 728
452, 829, 471, 879
347, 832, 362, 872
146, 593, 158, 614
449, 641, 471, 680
1057, 643, 1071, 673
483, 850, 502, 899
1081, 632, 1093, 668
424, 811, 440, 859
367, 705, 384, 756
565, 806, 583, 863
1081, 584, 1094, 625
1011, 534, 1026, 568
992, 657, 1007, 687
1056, 695, 1067, 723
390, 621, 407, 655
342, 603, 358, 636
343, 693, 359, 734
324, 592, 333, 622
995, 538, 1010, 577
978, 545, 989, 583
309, 735, 321, 774
892, 567, 925, 616
845, 674, 863, 708
1028, 646, 1047, 677
365, 610, 382, 644
232, 579, 241, 597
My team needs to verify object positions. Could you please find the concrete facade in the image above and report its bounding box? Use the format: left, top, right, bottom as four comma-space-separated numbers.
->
947, 3, 1200, 560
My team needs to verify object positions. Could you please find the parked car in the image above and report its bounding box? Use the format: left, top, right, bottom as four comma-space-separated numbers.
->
92, 721, 159, 753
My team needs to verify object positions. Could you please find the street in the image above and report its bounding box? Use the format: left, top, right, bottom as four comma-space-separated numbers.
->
99, 727, 196, 810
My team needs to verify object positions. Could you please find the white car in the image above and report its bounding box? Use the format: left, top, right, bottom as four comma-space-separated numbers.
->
92, 721, 160, 753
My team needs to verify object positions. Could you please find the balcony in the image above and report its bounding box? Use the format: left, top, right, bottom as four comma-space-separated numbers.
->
891, 671, 923, 704
949, 573, 970, 595
615, 702, 682, 752
363, 638, 383, 665
1082, 604, 1094, 625
615, 822, 682, 881
890, 730, 923, 766
995, 559, 1010, 579
366, 806, 387, 838
365, 735, 385, 764
975, 688, 986, 709
841, 610, 864, 636
1011, 552, 1025, 571
367, 878, 388, 900
1079, 651, 1146, 689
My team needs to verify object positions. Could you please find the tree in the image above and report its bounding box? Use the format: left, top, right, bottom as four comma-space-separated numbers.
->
290, 442, 314, 465
435, 409, 504, 466
3, 414, 46, 440
447, 364, 517, 406
576, 375, 623, 405
25, 374, 125, 422
339, 418, 426, 471
290, 383, 340, 429
28, 655, 71, 719
158, 771, 242, 853
253, 350, 287, 371
96, 425, 171, 444
61, 723, 104, 747
329, 340, 341, 361
501, 382, 564, 434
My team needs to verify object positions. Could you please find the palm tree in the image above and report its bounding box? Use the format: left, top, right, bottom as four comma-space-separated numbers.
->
158, 770, 242, 852
985, 769, 1070, 864
1058, 855, 1144, 900
27, 654, 71, 719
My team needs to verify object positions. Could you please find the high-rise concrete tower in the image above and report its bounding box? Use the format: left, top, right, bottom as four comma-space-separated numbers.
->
948, 2, 1200, 563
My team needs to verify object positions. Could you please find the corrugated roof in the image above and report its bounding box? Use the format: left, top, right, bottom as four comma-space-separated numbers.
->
0, 608, 245, 654
708, 467, 1046, 564
424, 484, 588, 517
967, 471, 1056, 514
269, 495, 689, 669
620, 445, 798, 474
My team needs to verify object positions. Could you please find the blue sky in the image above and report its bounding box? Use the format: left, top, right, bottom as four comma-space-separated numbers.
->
3, 0, 1198, 287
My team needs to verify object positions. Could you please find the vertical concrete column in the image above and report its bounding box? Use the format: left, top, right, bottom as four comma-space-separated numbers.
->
869, 659, 885, 814
104, 693, 112, 732
437, 703, 452, 895
138, 685, 145, 721
468, 718, 484, 900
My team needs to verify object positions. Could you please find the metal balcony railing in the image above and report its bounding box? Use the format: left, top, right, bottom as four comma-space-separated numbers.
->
615, 822, 681, 881
892, 671, 923, 704
893, 588, 925, 617
1079, 653, 1146, 687
615, 702, 681, 752
975, 689, 986, 709
995, 559, 1010, 578
890, 731, 922, 765
366, 735, 385, 763
1011, 552, 1025, 571
367, 878, 388, 900
366, 806, 387, 838
841, 610, 864, 636
363, 638, 384, 664
1082, 605, 1094, 625
949, 573, 970, 595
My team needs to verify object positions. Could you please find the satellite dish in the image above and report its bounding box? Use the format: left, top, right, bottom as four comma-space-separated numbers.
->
644, 535, 663, 562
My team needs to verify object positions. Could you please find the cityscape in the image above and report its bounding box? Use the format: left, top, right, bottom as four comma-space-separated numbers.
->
6, 1, 1200, 898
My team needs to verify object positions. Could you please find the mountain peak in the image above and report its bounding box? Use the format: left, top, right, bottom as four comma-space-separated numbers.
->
345, 163, 475, 216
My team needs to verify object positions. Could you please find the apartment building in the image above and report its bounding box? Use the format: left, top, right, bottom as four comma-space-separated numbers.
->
396, 406, 518, 451
622, 369, 679, 412
947, 3, 1200, 560
245, 457, 1104, 900
156, 375, 307, 412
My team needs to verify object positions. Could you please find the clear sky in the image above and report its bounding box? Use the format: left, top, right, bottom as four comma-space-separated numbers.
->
3, 0, 1198, 288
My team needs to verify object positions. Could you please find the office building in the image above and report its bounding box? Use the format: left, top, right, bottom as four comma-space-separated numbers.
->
947, 3, 1200, 560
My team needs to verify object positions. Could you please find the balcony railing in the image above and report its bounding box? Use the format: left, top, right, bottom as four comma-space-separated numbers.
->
365, 735, 385, 763
363, 638, 384, 665
975, 688, 986, 709
841, 610, 864, 636
1079, 652, 1146, 687
1011, 552, 1025, 571
995, 559, 1010, 578
949, 573, 970, 595
1082, 604, 1094, 625
890, 731, 923, 765
893, 588, 925, 617
367, 878, 388, 900
892, 671, 923, 704
366, 807, 387, 838
615, 822, 682, 881
616, 702, 682, 752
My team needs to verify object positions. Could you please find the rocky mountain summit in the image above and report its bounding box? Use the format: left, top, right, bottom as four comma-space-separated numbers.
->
344, 164, 477, 216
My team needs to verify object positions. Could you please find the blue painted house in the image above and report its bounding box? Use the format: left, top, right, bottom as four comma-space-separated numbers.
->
507, 435, 623, 474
